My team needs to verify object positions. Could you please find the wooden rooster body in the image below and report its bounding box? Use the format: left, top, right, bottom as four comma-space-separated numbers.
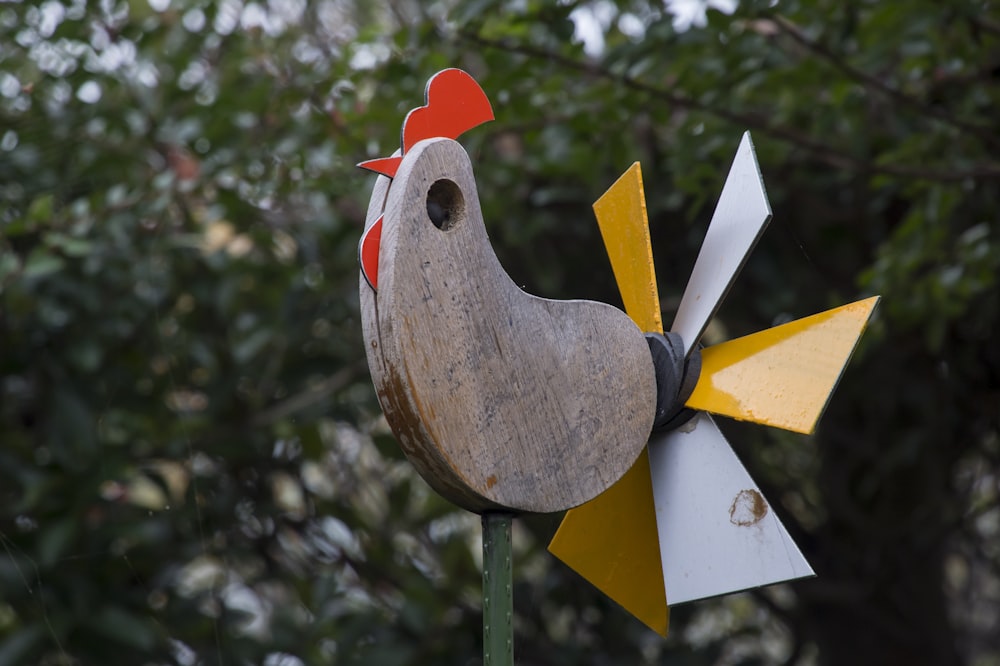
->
358, 70, 883, 646
360, 138, 656, 513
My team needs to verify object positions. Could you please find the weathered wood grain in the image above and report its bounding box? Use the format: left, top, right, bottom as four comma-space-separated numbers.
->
361, 138, 655, 513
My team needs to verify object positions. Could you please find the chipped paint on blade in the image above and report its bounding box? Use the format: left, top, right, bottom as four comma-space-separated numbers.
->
649, 413, 814, 605
686, 296, 880, 434
671, 132, 771, 356
593, 162, 663, 335
548, 450, 669, 636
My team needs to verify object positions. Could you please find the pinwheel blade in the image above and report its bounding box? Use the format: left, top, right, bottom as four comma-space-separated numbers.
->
686, 297, 880, 433
649, 413, 814, 605
671, 132, 771, 356
592, 162, 663, 334
548, 161, 669, 635
548, 452, 669, 635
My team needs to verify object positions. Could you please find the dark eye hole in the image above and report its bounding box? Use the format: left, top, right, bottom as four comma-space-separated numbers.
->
426, 178, 463, 231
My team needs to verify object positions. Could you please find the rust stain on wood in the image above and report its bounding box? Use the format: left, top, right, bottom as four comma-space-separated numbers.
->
486, 475, 498, 489
379, 356, 498, 511
729, 489, 768, 526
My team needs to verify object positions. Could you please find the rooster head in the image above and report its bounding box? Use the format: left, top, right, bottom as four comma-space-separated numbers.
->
357, 69, 494, 290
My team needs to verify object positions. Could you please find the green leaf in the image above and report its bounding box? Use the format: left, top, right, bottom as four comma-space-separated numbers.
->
0, 252, 21, 284
0, 624, 45, 666
87, 607, 158, 651
22, 249, 65, 280
38, 518, 78, 567
27, 194, 53, 223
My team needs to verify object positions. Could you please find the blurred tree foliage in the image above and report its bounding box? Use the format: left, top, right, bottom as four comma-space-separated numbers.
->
1, 0, 998, 664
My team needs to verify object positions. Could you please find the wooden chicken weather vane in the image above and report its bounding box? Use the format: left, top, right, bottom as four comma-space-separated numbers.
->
358, 69, 879, 662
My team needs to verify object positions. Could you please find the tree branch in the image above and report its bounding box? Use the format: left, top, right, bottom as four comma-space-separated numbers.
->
457, 31, 1000, 183
765, 14, 1000, 150
251, 362, 363, 427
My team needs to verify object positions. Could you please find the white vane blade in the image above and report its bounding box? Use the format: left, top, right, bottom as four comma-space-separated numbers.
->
648, 413, 813, 605
670, 132, 771, 356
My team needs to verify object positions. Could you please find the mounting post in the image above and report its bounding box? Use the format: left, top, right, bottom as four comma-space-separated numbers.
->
482, 512, 514, 666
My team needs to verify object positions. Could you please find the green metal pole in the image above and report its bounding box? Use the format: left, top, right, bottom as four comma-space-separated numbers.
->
482, 512, 513, 666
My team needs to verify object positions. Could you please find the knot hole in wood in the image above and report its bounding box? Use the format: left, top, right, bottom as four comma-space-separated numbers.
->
426, 178, 464, 231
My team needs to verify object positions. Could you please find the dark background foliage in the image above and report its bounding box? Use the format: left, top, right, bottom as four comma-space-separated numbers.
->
1, 1, 998, 664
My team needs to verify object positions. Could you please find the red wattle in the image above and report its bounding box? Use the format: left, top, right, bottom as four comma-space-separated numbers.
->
359, 214, 382, 291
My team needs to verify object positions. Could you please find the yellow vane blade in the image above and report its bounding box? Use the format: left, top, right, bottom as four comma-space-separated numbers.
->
592, 162, 663, 335
686, 296, 880, 434
549, 162, 668, 636
548, 450, 669, 636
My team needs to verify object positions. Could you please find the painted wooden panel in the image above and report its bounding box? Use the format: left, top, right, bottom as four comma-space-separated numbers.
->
649, 413, 814, 605
671, 132, 771, 356
686, 297, 879, 433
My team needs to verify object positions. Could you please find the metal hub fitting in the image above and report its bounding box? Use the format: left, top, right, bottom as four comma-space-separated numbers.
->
645, 331, 702, 432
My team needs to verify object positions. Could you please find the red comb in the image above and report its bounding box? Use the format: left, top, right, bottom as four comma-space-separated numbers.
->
358, 69, 493, 177
401, 68, 494, 151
